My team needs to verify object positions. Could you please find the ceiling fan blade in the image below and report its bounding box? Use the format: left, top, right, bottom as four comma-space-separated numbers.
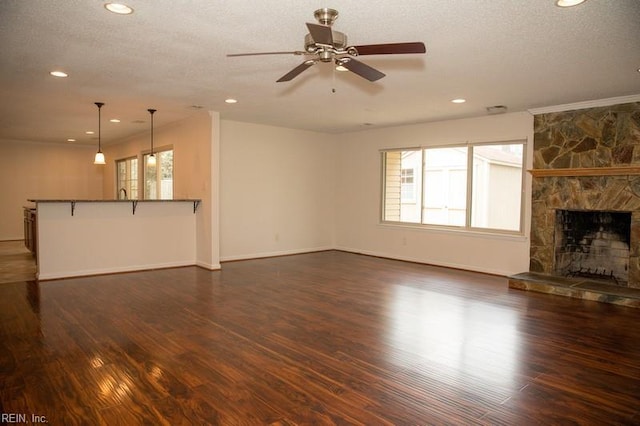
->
227, 51, 307, 57
350, 42, 426, 56
306, 23, 333, 46
276, 61, 316, 82
340, 59, 385, 82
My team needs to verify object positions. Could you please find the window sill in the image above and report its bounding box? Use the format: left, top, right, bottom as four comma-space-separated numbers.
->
378, 221, 528, 242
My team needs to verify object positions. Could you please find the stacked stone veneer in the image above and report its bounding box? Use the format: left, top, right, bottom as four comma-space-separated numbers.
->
530, 102, 640, 288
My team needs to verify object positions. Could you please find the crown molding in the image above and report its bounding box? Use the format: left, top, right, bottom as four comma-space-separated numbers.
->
528, 94, 640, 115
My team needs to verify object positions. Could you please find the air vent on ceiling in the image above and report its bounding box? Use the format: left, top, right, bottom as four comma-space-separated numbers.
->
486, 105, 508, 114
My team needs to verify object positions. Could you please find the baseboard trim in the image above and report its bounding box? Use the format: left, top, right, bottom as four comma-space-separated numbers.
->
37, 261, 197, 281
220, 246, 334, 263
334, 246, 509, 277
196, 261, 221, 271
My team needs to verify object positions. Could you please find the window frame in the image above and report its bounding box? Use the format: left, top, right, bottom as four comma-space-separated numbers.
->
115, 156, 139, 200
380, 140, 526, 235
143, 146, 174, 200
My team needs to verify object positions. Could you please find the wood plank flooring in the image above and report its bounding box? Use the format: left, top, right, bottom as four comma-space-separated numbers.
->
1, 251, 639, 425
0, 241, 36, 284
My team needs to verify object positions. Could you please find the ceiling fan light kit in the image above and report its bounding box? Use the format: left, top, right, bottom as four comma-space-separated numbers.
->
228, 8, 426, 83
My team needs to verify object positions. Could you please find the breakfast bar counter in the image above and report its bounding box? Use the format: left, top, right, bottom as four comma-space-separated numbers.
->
29, 199, 201, 280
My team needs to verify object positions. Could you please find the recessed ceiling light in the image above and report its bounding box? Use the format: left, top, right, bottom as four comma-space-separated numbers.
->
110, 118, 121, 123
555, 0, 586, 7
67, 138, 76, 142
85, 131, 95, 135
104, 3, 134, 15
451, 98, 466, 104
50, 70, 68, 78
225, 98, 238, 104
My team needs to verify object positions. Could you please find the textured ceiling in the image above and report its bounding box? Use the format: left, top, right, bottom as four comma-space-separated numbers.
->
0, 0, 639, 146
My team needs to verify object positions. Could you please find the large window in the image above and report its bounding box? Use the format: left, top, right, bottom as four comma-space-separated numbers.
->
382, 141, 525, 233
144, 149, 173, 200
116, 157, 138, 200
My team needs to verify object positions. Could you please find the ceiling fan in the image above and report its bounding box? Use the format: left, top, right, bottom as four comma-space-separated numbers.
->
227, 8, 426, 83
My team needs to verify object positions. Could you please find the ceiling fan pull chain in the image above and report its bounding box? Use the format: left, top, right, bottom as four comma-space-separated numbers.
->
332, 65, 336, 93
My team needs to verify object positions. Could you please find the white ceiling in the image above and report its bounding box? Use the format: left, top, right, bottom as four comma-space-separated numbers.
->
1, 0, 639, 146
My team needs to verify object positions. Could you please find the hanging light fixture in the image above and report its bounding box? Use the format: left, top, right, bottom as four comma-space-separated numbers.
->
147, 108, 157, 166
93, 102, 106, 165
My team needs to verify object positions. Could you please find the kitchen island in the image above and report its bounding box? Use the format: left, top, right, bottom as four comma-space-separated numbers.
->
29, 199, 201, 280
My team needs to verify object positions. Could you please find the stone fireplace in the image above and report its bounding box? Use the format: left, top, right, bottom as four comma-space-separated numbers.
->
529, 102, 640, 289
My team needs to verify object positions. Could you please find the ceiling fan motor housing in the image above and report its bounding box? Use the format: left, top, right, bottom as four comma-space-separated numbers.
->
304, 8, 346, 62
314, 8, 339, 26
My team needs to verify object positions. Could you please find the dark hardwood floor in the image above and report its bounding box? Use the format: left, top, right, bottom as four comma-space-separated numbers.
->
0, 241, 36, 284
1, 251, 639, 425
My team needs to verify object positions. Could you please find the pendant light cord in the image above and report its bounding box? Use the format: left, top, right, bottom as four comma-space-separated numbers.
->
148, 109, 156, 155
95, 102, 104, 151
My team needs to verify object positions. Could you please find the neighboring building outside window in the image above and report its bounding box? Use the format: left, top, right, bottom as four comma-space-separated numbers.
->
383, 149, 422, 223
401, 168, 415, 202
423, 147, 467, 227
381, 141, 525, 233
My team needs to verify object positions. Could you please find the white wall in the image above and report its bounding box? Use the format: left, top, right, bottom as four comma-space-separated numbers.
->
2, 112, 535, 278
102, 112, 218, 269
0, 139, 103, 240
335, 112, 534, 276
219, 120, 336, 260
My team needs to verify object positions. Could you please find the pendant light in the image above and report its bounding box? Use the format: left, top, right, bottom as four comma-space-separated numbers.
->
93, 102, 106, 165
147, 108, 156, 166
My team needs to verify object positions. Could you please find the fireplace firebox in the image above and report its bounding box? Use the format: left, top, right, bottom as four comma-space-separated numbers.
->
554, 210, 631, 286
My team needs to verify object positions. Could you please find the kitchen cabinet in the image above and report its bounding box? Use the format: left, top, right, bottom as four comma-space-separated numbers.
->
23, 207, 36, 257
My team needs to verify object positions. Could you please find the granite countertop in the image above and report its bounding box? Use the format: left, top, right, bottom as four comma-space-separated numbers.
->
28, 199, 201, 203
28, 198, 202, 215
